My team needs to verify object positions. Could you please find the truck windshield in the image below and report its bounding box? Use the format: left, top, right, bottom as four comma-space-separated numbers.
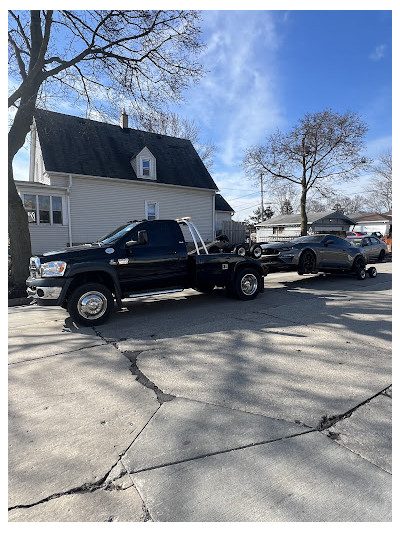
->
96, 223, 139, 245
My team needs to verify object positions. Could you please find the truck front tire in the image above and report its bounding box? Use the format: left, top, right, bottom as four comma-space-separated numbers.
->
67, 283, 114, 326
233, 268, 262, 300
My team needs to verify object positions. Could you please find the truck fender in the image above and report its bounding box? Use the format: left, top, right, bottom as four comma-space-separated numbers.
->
65, 263, 122, 303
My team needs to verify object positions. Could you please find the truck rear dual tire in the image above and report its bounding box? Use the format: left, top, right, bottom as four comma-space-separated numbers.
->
67, 283, 114, 326
233, 268, 262, 300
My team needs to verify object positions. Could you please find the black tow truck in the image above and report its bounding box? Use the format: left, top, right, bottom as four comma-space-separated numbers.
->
26, 218, 265, 326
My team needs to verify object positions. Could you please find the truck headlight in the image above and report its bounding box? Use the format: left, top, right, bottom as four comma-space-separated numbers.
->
41, 261, 67, 277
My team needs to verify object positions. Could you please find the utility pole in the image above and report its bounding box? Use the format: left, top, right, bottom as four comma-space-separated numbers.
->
260, 172, 264, 223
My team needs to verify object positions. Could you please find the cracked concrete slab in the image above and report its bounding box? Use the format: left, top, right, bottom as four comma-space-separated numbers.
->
122, 397, 310, 473
323, 388, 392, 473
8, 320, 106, 364
8, 484, 147, 522
132, 431, 391, 522
8, 343, 159, 508
8, 304, 68, 327
134, 322, 391, 427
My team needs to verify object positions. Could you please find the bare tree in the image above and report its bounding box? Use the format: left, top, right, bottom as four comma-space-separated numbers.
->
134, 110, 215, 169
243, 109, 368, 235
267, 182, 299, 214
8, 9, 204, 288
365, 151, 392, 212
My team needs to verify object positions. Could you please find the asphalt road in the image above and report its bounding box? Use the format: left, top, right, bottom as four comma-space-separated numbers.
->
8, 262, 392, 522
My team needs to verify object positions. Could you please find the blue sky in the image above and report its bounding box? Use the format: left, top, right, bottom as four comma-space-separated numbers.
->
12, 8, 392, 220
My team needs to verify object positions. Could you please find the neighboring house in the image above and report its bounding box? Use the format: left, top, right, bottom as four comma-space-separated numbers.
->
255, 211, 356, 242
215, 194, 234, 234
349, 211, 392, 237
15, 109, 221, 254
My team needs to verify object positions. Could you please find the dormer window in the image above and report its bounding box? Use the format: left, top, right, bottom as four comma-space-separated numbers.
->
142, 159, 150, 176
132, 147, 157, 180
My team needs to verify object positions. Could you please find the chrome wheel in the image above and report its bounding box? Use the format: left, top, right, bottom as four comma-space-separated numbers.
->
240, 273, 258, 296
77, 291, 108, 320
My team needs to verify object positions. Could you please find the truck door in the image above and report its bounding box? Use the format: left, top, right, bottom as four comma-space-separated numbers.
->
117, 220, 188, 294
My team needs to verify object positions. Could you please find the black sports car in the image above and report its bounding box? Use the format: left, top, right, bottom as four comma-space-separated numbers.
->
260, 234, 371, 278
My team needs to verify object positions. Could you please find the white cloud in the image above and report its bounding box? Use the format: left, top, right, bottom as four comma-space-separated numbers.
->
369, 44, 386, 61
178, 11, 286, 169
366, 135, 392, 158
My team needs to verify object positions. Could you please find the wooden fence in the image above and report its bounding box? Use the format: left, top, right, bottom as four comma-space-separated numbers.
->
221, 220, 246, 244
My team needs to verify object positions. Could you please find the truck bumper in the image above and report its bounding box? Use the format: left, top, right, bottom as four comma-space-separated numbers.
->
26, 277, 72, 306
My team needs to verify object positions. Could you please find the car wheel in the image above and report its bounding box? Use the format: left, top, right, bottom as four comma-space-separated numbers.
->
67, 283, 114, 326
233, 268, 261, 300
298, 250, 316, 274
250, 244, 262, 259
368, 266, 378, 278
378, 250, 386, 262
234, 244, 247, 257
356, 268, 367, 280
352, 255, 366, 272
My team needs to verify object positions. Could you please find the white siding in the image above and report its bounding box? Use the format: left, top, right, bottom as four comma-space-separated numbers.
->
353, 222, 390, 235
28, 225, 69, 255
67, 175, 215, 244
48, 174, 69, 187
215, 211, 233, 233
256, 226, 300, 241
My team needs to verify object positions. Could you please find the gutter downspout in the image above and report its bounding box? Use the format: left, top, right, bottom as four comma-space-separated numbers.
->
67, 175, 73, 247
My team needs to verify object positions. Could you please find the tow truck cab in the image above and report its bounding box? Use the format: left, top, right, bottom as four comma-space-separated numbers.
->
27, 218, 265, 326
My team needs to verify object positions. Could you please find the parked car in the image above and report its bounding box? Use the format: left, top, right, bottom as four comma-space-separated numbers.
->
346, 235, 388, 262
260, 234, 370, 279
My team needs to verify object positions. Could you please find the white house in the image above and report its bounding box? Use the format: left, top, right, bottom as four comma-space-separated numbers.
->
15, 109, 222, 254
255, 211, 356, 241
349, 211, 392, 237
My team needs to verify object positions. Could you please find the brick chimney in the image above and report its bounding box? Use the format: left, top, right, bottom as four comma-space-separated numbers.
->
120, 108, 128, 129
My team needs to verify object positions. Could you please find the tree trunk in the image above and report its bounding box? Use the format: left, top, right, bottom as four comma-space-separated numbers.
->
8, 160, 32, 290
8, 86, 41, 291
300, 186, 308, 236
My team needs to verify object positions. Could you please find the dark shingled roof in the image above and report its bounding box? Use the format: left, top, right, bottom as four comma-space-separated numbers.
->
34, 109, 218, 191
215, 194, 234, 213
256, 211, 356, 227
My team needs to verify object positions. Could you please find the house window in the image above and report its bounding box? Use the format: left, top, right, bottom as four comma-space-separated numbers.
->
142, 159, 150, 176
145, 201, 158, 221
273, 226, 284, 235
39, 195, 50, 223
24, 194, 37, 223
23, 194, 63, 225
52, 196, 63, 224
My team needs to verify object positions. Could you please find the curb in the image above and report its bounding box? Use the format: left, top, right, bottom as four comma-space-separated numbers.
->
8, 298, 30, 307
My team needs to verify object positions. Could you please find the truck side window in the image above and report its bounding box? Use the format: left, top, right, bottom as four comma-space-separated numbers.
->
145, 221, 185, 247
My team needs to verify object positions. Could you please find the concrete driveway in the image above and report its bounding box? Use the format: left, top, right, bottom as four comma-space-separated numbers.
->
8, 263, 392, 522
